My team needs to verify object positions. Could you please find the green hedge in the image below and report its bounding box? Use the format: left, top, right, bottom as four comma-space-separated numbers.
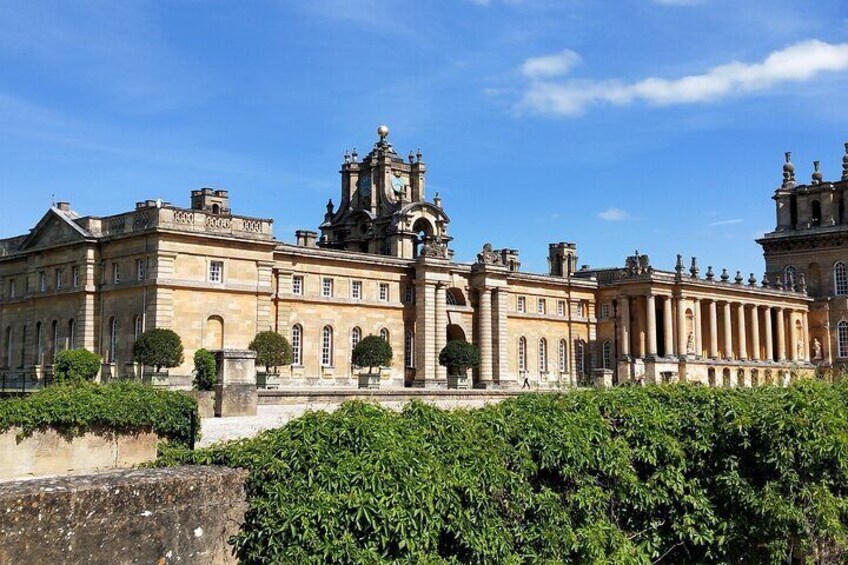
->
165, 382, 848, 563
0, 381, 199, 446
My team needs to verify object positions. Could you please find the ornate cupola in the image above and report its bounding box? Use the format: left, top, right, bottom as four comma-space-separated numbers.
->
317, 126, 452, 259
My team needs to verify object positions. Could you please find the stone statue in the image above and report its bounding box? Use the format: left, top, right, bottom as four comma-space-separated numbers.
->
796, 340, 804, 360
420, 238, 449, 259
624, 250, 652, 276
813, 338, 823, 360
476, 242, 502, 265
686, 331, 696, 354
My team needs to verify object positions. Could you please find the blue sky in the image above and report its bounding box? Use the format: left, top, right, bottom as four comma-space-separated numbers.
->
1, 1, 848, 275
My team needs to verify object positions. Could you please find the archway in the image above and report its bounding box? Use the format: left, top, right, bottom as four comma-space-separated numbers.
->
722, 368, 731, 387
412, 218, 435, 258
446, 324, 466, 343
206, 315, 224, 350
708, 367, 716, 387
446, 288, 466, 306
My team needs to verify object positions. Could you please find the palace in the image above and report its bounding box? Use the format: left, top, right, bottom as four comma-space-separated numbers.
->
2, 127, 845, 389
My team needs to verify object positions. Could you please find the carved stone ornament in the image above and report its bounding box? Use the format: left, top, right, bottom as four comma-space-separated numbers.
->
421, 238, 449, 259
686, 332, 696, 354
813, 338, 823, 360
476, 242, 503, 265
623, 250, 653, 276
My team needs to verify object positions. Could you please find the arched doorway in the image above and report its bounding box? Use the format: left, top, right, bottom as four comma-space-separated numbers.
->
206, 315, 224, 350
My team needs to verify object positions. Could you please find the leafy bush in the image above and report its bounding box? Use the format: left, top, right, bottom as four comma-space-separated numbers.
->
0, 381, 198, 446
248, 331, 292, 372
164, 381, 848, 563
351, 335, 392, 373
53, 348, 102, 385
193, 348, 217, 391
132, 328, 184, 372
438, 339, 481, 374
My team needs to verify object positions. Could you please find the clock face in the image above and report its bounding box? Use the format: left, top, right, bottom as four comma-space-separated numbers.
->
391, 173, 405, 194
358, 175, 371, 198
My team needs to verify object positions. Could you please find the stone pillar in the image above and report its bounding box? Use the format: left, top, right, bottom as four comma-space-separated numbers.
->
802, 311, 810, 361
763, 307, 774, 362
694, 298, 703, 357
750, 305, 760, 361
675, 296, 686, 356
414, 281, 436, 385
214, 349, 257, 417
709, 300, 719, 359
646, 294, 657, 357
723, 302, 733, 359
477, 288, 493, 387
435, 283, 447, 382
736, 303, 747, 360
775, 307, 786, 361
789, 310, 799, 362
663, 296, 674, 357
493, 288, 510, 384
619, 296, 630, 357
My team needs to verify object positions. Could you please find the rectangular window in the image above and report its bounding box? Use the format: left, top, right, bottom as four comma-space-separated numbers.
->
379, 283, 389, 302
209, 260, 223, 283
112, 263, 120, 284
39, 271, 47, 292
322, 278, 334, 298
537, 298, 546, 315
517, 296, 526, 313
351, 280, 363, 300
572, 301, 584, 319
557, 300, 565, 317
292, 275, 303, 296
405, 331, 414, 368
600, 303, 611, 320
72, 266, 80, 288
405, 285, 414, 304
9, 279, 16, 299
55, 268, 64, 290
136, 259, 146, 281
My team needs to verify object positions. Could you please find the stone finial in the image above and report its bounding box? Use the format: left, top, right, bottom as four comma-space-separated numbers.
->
775, 277, 784, 291
748, 273, 757, 286
689, 257, 700, 279
325, 199, 334, 218
783, 151, 796, 188
416, 148, 423, 163
720, 268, 730, 282
812, 160, 823, 185
706, 266, 715, 281
762, 273, 770, 288
843, 142, 848, 181
675, 254, 684, 280
799, 272, 808, 294
408, 150, 415, 164
734, 270, 743, 284
434, 192, 442, 209
351, 147, 358, 161
377, 125, 389, 140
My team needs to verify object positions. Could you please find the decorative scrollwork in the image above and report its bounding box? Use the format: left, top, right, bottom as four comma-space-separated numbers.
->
242, 219, 262, 233
173, 211, 194, 224
205, 216, 231, 230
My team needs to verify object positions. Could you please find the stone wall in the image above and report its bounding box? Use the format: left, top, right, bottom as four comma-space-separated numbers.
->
0, 466, 248, 565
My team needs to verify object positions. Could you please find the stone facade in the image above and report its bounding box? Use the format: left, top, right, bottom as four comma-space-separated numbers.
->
0, 127, 821, 389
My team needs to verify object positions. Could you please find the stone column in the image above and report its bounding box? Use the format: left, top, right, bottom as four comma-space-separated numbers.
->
676, 296, 687, 356
750, 305, 760, 361
709, 300, 719, 359
493, 288, 509, 384
478, 288, 493, 387
775, 307, 786, 361
693, 298, 703, 357
802, 311, 810, 361
646, 294, 657, 357
414, 281, 436, 385
619, 296, 630, 357
736, 303, 747, 360
763, 306, 774, 362
663, 296, 674, 357
723, 302, 733, 359
789, 310, 799, 362
435, 283, 447, 381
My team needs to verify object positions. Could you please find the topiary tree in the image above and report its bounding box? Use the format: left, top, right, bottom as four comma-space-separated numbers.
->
248, 331, 293, 373
193, 348, 217, 391
53, 348, 102, 385
439, 340, 481, 375
352, 335, 393, 374
133, 328, 184, 373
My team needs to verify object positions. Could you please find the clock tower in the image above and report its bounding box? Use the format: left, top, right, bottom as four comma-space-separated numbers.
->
318, 126, 452, 259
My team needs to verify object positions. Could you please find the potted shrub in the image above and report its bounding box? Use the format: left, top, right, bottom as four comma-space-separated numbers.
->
352, 335, 392, 389
249, 331, 292, 389
53, 349, 102, 386
133, 328, 184, 386
439, 340, 480, 389
191, 348, 217, 417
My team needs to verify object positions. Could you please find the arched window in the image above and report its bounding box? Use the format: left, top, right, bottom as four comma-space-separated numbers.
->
20, 325, 27, 367
380, 328, 389, 342
790, 194, 798, 228
133, 316, 142, 340
518, 337, 527, 372
838, 321, 848, 358
558, 339, 568, 372
4, 327, 12, 368
784, 265, 797, 289
351, 327, 362, 353
51, 320, 59, 359
35, 322, 43, 363
108, 317, 118, 364
446, 292, 457, 306
811, 200, 822, 227
835, 262, 848, 296
602, 341, 612, 369
68, 319, 76, 350
575, 340, 586, 377
405, 331, 414, 368
291, 325, 303, 366
538, 338, 547, 373
321, 326, 333, 367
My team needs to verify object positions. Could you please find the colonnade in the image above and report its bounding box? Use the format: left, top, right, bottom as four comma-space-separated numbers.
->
618, 294, 809, 363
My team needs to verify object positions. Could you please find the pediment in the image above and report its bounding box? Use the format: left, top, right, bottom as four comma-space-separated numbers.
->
20, 209, 89, 251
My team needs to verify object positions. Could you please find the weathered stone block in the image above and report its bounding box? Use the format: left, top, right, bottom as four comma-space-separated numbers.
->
214, 383, 257, 417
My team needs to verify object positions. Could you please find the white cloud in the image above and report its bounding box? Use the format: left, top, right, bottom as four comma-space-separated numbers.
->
598, 207, 628, 221
518, 40, 848, 117
520, 49, 581, 79
706, 218, 743, 227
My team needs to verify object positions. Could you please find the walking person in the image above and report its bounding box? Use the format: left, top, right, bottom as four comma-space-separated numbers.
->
522, 374, 530, 389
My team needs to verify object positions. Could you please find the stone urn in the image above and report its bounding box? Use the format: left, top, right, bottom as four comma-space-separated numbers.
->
358, 372, 381, 389
447, 369, 469, 390
257, 371, 281, 390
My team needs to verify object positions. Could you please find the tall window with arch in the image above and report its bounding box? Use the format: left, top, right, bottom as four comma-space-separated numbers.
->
20, 325, 27, 367
538, 338, 547, 373
35, 322, 42, 363
68, 319, 76, 350
404, 331, 414, 368
518, 337, 527, 372
835, 261, 848, 296
558, 339, 568, 372
839, 321, 848, 358
108, 317, 118, 364
575, 340, 586, 377
602, 341, 612, 369
133, 315, 142, 341
321, 326, 333, 367
291, 324, 303, 366
379, 328, 389, 342
783, 265, 797, 289
351, 327, 362, 353
51, 320, 59, 360
4, 327, 11, 368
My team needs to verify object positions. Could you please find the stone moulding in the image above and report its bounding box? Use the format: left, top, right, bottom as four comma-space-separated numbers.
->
0, 426, 157, 481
